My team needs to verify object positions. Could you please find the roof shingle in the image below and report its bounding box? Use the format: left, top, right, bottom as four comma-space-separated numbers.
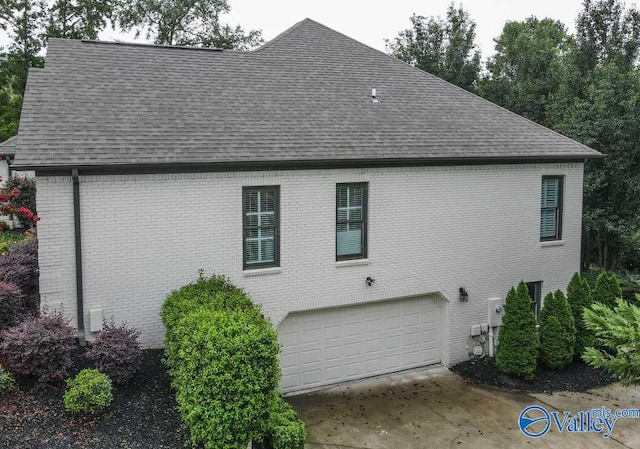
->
14, 19, 601, 169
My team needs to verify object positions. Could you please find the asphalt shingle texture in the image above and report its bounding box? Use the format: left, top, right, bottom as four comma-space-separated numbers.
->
14, 19, 601, 168
0, 136, 16, 156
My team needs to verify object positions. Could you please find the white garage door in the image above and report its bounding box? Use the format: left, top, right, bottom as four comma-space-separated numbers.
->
278, 296, 442, 393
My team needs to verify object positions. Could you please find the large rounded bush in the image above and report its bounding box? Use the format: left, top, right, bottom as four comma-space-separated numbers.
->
64, 369, 113, 414
168, 308, 280, 449
162, 274, 254, 346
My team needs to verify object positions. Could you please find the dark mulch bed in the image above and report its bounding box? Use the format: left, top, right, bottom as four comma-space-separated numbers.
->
0, 349, 191, 449
451, 356, 616, 394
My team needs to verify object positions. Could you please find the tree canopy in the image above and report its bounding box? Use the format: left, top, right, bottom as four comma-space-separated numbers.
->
479, 17, 569, 127
116, 0, 263, 49
386, 4, 481, 91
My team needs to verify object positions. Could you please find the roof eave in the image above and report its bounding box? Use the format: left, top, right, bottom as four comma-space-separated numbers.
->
14, 154, 602, 175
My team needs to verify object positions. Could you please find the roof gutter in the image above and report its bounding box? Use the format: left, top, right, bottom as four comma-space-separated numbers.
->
15, 154, 603, 175
72, 169, 86, 346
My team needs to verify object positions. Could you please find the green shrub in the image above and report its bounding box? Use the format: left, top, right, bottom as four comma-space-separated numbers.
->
583, 297, 640, 386
495, 282, 539, 379
593, 270, 622, 308
0, 364, 15, 395
539, 290, 576, 370
162, 274, 254, 351
63, 369, 113, 414
567, 273, 594, 358
618, 271, 640, 302
266, 395, 306, 449
168, 308, 280, 449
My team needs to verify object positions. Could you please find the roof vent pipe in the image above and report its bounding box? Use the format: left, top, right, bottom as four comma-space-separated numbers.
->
371, 88, 379, 103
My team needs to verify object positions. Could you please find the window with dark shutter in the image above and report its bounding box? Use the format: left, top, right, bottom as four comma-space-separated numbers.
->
336, 183, 368, 260
540, 176, 563, 241
243, 186, 279, 269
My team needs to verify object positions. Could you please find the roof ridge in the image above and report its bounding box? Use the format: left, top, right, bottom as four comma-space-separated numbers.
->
78, 39, 225, 52
253, 18, 313, 51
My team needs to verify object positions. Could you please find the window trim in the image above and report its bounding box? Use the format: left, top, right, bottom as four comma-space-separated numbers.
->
336, 182, 368, 261
526, 281, 543, 319
540, 176, 564, 242
242, 185, 280, 270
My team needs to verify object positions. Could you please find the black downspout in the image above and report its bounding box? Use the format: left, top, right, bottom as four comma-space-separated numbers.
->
72, 169, 86, 346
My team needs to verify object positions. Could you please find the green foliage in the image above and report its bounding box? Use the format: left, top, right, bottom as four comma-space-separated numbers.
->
618, 270, 640, 301
0, 364, 16, 395
267, 395, 306, 449
495, 282, 539, 380
478, 17, 569, 127
539, 290, 576, 370
0, 84, 21, 142
583, 297, 640, 386
386, 4, 481, 91
567, 272, 595, 358
162, 274, 305, 449
548, 1, 640, 270
593, 270, 622, 308
46, 0, 115, 40
161, 273, 254, 353
167, 308, 280, 449
116, 0, 262, 49
63, 368, 113, 414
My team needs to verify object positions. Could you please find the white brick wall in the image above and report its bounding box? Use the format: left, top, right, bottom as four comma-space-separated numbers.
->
36, 162, 583, 365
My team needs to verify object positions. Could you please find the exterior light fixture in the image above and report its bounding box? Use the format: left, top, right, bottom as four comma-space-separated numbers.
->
459, 287, 469, 302
366, 277, 375, 286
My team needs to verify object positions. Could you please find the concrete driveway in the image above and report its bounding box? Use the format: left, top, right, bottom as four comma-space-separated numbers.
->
287, 367, 640, 449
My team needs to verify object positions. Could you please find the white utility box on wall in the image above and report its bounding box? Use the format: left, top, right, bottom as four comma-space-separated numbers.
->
488, 298, 504, 327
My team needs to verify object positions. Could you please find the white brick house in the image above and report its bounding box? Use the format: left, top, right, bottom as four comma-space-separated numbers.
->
13, 19, 600, 393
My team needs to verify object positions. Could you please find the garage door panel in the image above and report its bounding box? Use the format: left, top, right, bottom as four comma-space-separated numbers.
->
279, 296, 442, 393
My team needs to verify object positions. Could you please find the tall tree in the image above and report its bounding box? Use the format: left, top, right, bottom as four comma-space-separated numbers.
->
386, 4, 481, 91
0, 0, 46, 93
116, 0, 263, 49
46, 0, 115, 40
0, 83, 22, 142
549, 0, 640, 269
478, 17, 570, 127
0, 0, 46, 142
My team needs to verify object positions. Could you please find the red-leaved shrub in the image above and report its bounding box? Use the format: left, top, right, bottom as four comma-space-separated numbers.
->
85, 321, 142, 384
0, 282, 25, 330
0, 312, 76, 384
0, 242, 39, 314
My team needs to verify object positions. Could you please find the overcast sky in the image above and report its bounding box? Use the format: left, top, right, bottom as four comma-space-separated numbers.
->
1, 0, 586, 59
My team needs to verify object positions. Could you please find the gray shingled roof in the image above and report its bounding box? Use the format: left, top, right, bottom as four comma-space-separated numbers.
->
0, 136, 16, 156
14, 18, 600, 170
